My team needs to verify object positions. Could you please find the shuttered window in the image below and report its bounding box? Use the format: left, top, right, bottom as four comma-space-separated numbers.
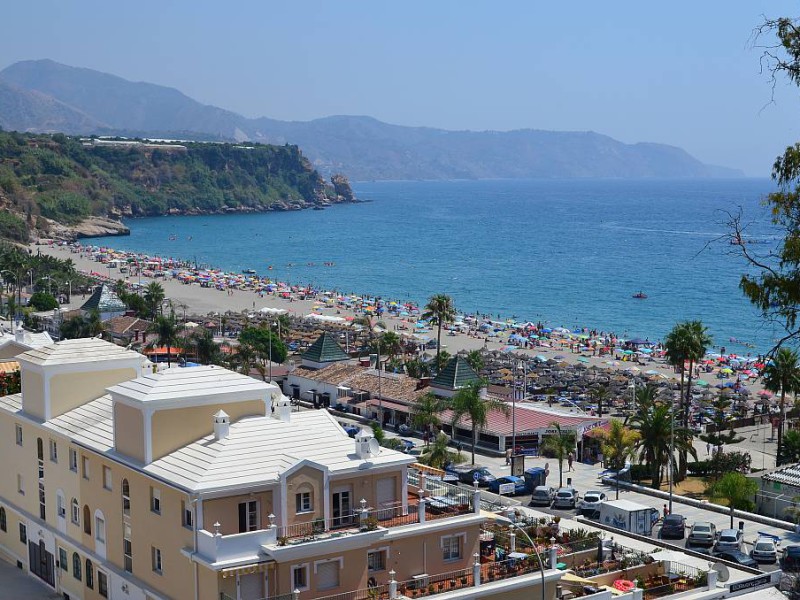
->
316, 561, 340, 591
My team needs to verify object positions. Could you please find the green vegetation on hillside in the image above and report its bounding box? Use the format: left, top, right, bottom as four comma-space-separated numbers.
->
0, 130, 347, 236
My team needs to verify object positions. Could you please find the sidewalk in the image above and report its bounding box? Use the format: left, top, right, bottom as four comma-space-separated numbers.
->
0, 558, 60, 600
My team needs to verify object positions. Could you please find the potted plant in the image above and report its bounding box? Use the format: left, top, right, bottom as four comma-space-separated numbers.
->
460, 576, 468, 587
277, 536, 288, 546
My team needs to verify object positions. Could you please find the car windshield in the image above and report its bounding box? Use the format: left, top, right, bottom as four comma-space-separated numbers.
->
787, 547, 800, 556
557, 492, 571, 497
692, 525, 710, 532
665, 516, 682, 524
719, 535, 736, 542
756, 543, 774, 551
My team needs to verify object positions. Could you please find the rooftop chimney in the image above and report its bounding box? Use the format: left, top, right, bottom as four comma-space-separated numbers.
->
355, 428, 377, 459
416, 377, 431, 390
213, 410, 230, 440
14, 325, 24, 344
271, 391, 292, 422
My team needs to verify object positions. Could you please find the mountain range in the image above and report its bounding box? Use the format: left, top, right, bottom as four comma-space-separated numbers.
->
0, 59, 742, 180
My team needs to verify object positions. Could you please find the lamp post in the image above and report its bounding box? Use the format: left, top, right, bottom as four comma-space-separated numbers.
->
668, 391, 676, 514
497, 518, 547, 600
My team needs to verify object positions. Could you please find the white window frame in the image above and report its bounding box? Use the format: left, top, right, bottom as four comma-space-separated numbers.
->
182, 501, 194, 529
71, 498, 80, 525
368, 547, 389, 572
49, 439, 58, 463
440, 533, 465, 562
151, 487, 161, 514
98, 569, 108, 598
291, 563, 309, 591
314, 557, 343, 591
95, 514, 106, 543
56, 491, 66, 518
295, 491, 312, 514
69, 448, 78, 472
15, 424, 22, 446
152, 546, 163, 574
102, 466, 112, 491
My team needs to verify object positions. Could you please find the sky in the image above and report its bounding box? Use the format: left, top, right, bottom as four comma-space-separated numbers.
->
1, 1, 799, 175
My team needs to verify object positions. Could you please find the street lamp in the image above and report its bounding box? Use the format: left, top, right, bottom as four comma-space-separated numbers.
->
496, 517, 547, 600
668, 391, 676, 514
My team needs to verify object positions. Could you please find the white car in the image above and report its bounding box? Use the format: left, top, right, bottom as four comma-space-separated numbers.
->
714, 529, 744, 553
751, 537, 778, 563
578, 491, 607, 516
552, 487, 578, 509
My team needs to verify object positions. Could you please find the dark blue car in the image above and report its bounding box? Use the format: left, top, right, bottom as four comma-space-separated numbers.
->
488, 476, 526, 495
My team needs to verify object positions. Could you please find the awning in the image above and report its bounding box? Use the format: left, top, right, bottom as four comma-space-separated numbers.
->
221, 562, 271, 577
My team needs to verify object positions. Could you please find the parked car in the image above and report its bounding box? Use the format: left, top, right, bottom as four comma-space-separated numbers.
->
399, 439, 416, 453
456, 467, 496, 487
577, 491, 607, 517
781, 545, 800, 571
552, 487, 578, 509
488, 476, 526, 495
529, 486, 556, 507
714, 529, 744, 553
750, 537, 778, 563
342, 424, 359, 438
713, 549, 758, 569
687, 522, 717, 547
660, 514, 686, 540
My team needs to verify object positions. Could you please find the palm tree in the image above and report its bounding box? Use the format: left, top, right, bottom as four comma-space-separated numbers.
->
599, 419, 640, 470
422, 294, 456, 371
763, 347, 800, 465
376, 331, 403, 362
706, 472, 758, 528
410, 393, 444, 444
190, 328, 221, 365
589, 384, 611, 419
147, 313, 179, 367
628, 386, 697, 489
433, 349, 452, 374
465, 350, 485, 374
143, 282, 165, 318
664, 320, 711, 480
449, 381, 510, 465
419, 432, 465, 469
698, 396, 744, 464
540, 423, 577, 488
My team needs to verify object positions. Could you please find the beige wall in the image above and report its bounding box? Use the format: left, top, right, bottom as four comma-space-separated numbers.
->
50, 367, 138, 419
286, 465, 324, 526
150, 399, 265, 461
0, 345, 22, 360
331, 471, 402, 512
113, 403, 145, 462
21, 369, 44, 419
203, 491, 274, 535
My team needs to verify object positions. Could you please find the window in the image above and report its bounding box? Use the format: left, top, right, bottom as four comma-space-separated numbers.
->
0, 507, 6, 532
238, 500, 258, 532
15, 424, 22, 446
122, 479, 130, 516
69, 449, 77, 472
38, 482, 46, 520
150, 487, 161, 514
368, 549, 387, 572
292, 564, 308, 590
49, 439, 58, 463
95, 514, 105, 543
182, 501, 193, 529
83, 505, 91, 535
102, 466, 112, 491
81, 456, 89, 480
37, 438, 43, 461
152, 546, 162, 574
59, 547, 67, 571
71, 499, 80, 525
72, 552, 81, 581
295, 492, 311, 513
441, 535, 462, 561
57, 493, 66, 518
19, 523, 26, 544
17, 474, 23, 495
316, 560, 341, 591
123, 523, 132, 572
85, 559, 93, 589
98, 570, 108, 598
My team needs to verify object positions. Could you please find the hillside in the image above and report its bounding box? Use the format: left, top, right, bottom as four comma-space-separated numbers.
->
0, 130, 355, 241
0, 59, 743, 180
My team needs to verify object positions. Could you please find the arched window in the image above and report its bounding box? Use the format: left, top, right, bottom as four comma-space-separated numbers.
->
85, 559, 94, 589
83, 505, 91, 535
71, 499, 79, 525
0, 507, 6, 532
72, 552, 81, 581
122, 478, 130, 516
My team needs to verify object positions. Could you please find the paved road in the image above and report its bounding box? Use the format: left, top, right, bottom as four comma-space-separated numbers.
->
0, 558, 60, 600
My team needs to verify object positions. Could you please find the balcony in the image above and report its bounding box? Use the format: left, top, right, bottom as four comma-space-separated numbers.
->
197, 526, 277, 565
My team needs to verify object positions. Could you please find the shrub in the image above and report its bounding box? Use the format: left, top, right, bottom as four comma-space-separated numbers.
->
28, 291, 59, 311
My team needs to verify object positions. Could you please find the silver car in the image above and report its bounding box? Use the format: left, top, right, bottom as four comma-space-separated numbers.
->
529, 486, 555, 507
751, 538, 778, 563
687, 522, 716, 547
714, 528, 743, 553
552, 487, 577, 509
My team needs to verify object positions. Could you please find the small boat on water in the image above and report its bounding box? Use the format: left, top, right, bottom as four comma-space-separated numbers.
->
242, 268, 257, 275
632, 291, 648, 299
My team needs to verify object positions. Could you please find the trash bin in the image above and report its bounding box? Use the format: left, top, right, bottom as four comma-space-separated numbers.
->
739, 521, 744, 531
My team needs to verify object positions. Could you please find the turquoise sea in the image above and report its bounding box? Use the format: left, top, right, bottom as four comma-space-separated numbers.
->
93, 178, 781, 353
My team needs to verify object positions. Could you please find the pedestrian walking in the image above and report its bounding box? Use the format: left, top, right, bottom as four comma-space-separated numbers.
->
567, 451, 574, 471
706, 442, 711, 456
663, 504, 669, 518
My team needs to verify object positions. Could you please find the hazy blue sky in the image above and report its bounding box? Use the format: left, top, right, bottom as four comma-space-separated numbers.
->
2, 1, 798, 175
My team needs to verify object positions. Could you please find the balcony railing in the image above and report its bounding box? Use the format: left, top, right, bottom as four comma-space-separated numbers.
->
197, 527, 277, 563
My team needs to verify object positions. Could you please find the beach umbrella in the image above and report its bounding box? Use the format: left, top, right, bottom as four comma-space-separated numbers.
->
577, 357, 590, 364
694, 380, 710, 388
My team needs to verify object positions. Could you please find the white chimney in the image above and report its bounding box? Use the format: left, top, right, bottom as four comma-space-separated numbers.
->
355, 428, 374, 459
213, 410, 230, 440
15, 325, 24, 343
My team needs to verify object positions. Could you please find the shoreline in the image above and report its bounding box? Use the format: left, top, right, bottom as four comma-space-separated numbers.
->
31, 241, 769, 398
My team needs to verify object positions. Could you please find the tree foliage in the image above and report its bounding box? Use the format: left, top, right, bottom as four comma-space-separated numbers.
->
540, 422, 577, 488
422, 294, 456, 371
449, 380, 509, 465
706, 472, 758, 529
762, 347, 800, 465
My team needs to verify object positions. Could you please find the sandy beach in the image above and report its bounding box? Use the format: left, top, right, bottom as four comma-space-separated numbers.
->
30, 241, 767, 397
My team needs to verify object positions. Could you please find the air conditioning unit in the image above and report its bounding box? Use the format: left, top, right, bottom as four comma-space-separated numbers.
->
411, 574, 430, 590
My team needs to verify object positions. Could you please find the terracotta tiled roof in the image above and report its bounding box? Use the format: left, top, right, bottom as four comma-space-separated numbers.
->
292, 363, 427, 404
441, 404, 600, 436
105, 316, 152, 337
